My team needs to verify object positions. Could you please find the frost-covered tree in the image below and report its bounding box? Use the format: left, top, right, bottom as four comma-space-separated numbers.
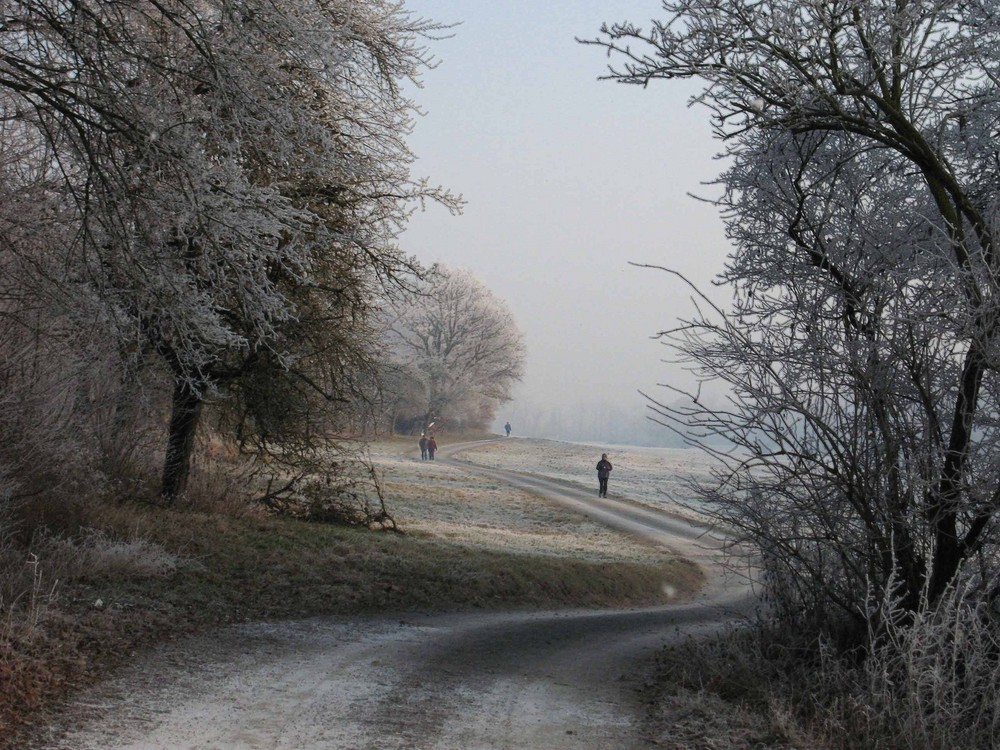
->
0, 114, 92, 500
590, 1, 1000, 629
382, 266, 525, 433
0, 1, 451, 499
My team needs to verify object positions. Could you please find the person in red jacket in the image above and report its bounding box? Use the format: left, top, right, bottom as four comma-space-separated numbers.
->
427, 435, 438, 460
596, 453, 613, 498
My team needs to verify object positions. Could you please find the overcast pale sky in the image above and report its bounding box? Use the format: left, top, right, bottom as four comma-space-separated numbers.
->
400, 1, 732, 442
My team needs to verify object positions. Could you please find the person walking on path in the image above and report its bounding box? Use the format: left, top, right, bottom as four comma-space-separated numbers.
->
419, 434, 428, 461
504, 421, 512, 437
596, 453, 613, 498
427, 436, 438, 460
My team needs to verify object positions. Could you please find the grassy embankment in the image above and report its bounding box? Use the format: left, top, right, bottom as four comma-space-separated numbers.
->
2, 435, 702, 748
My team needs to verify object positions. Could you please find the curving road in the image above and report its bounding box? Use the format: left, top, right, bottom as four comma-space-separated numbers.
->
37, 440, 751, 750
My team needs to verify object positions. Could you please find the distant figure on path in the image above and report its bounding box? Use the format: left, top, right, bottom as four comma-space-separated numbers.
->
419, 434, 428, 461
504, 421, 512, 437
427, 436, 438, 460
596, 453, 613, 498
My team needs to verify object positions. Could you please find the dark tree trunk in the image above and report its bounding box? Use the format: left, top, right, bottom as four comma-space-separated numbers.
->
928, 348, 983, 602
161, 379, 204, 502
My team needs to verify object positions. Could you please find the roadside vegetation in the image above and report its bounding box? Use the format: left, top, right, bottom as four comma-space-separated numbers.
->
9, 1, 1000, 748
590, 2, 1000, 748
646, 594, 1000, 750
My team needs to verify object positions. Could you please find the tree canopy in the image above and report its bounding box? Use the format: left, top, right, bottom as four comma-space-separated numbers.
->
0, 0, 453, 499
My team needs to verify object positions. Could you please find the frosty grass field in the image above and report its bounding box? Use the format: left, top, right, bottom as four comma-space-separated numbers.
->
363, 435, 719, 569
447, 436, 718, 520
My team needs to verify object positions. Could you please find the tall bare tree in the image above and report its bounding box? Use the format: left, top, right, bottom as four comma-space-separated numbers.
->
382, 266, 526, 433
589, 0, 1000, 631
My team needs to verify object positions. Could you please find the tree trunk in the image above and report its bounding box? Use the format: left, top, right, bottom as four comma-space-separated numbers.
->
928, 347, 983, 601
161, 379, 204, 503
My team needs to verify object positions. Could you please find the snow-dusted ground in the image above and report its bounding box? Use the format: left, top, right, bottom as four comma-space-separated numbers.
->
450, 437, 720, 520
364, 439, 679, 565
34, 441, 745, 750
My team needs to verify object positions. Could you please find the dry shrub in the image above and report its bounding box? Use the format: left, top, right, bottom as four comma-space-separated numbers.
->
0, 529, 61, 738
175, 427, 393, 527
0, 515, 183, 739
8, 494, 97, 547
290, 474, 395, 528
1, 524, 179, 627
180, 452, 264, 518
0, 548, 57, 629
813, 583, 1000, 750
256, 452, 396, 529
0, 488, 61, 636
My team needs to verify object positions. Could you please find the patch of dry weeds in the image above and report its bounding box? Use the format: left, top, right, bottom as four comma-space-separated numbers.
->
641, 629, 833, 750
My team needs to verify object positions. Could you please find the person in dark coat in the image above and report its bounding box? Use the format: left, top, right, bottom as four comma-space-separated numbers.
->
504, 421, 512, 437
419, 434, 428, 461
427, 436, 438, 460
596, 453, 613, 498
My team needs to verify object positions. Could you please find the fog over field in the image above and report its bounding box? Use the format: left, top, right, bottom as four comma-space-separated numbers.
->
495, 396, 686, 448
400, 0, 731, 447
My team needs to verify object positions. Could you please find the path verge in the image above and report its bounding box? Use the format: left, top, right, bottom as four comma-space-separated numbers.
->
10, 436, 699, 749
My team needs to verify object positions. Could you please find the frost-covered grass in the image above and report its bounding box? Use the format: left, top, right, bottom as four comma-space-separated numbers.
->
39, 529, 180, 582
642, 598, 1000, 750
452, 436, 719, 519
370, 439, 681, 563
2, 435, 701, 749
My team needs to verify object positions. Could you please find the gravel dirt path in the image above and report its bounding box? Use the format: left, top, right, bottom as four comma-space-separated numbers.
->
35, 440, 751, 750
